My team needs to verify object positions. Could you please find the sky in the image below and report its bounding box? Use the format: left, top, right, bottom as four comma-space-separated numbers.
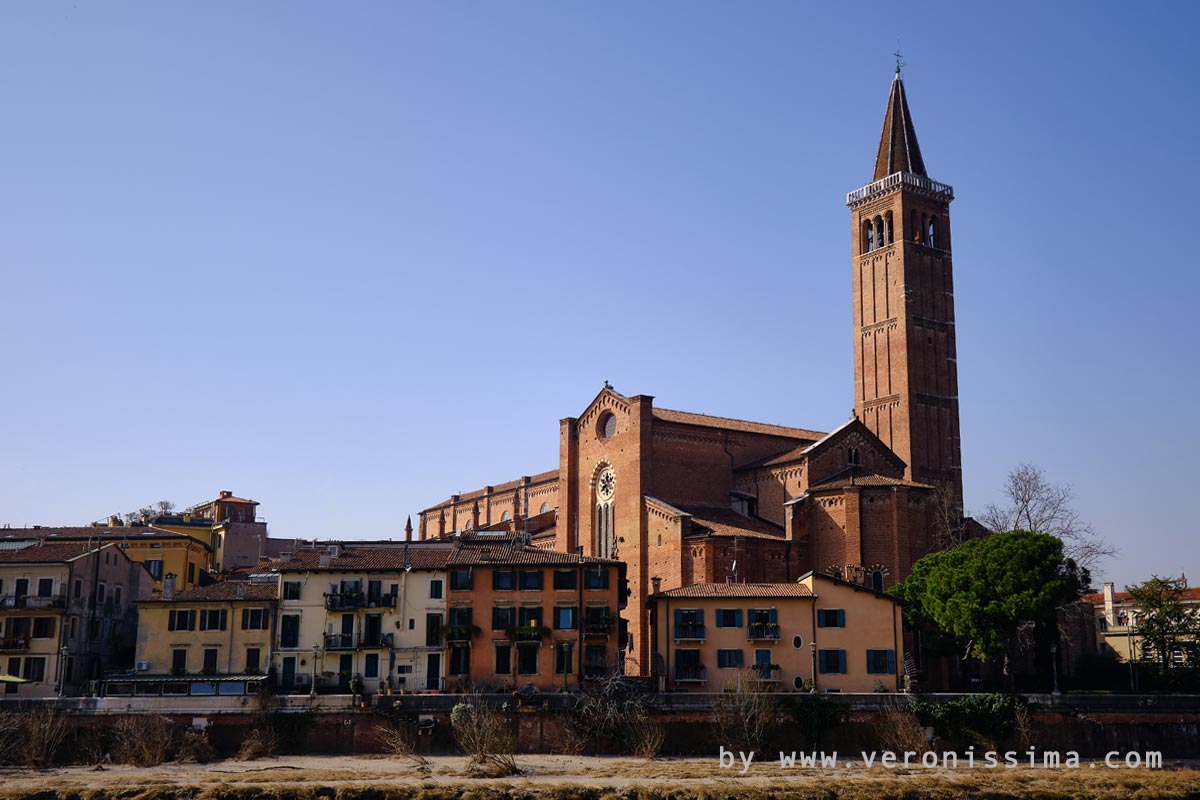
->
2, 2, 1197, 589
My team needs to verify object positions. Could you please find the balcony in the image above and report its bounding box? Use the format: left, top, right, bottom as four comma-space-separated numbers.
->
0, 636, 30, 651
510, 624, 548, 642
323, 633, 356, 650
673, 624, 706, 641
747, 623, 780, 642
445, 624, 477, 643
584, 660, 608, 679
674, 664, 707, 683
583, 617, 613, 638
0, 594, 66, 611
359, 632, 394, 649
324, 592, 366, 611
755, 665, 782, 683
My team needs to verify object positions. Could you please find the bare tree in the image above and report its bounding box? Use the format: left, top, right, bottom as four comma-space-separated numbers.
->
979, 463, 1115, 573
711, 669, 778, 754
450, 692, 517, 776
156, 500, 175, 515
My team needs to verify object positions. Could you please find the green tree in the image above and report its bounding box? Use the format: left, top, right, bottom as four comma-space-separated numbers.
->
1126, 576, 1200, 667
893, 530, 1088, 667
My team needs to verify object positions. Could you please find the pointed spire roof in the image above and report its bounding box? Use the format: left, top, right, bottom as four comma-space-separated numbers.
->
872, 71, 927, 181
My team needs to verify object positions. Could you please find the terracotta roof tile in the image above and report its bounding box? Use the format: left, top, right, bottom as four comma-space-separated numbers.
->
447, 544, 620, 567
1082, 588, 1200, 604
809, 467, 933, 491
0, 541, 101, 564
141, 582, 279, 603
676, 506, 785, 541
280, 545, 454, 573
653, 408, 824, 442
873, 74, 927, 181
423, 470, 559, 512
654, 583, 813, 599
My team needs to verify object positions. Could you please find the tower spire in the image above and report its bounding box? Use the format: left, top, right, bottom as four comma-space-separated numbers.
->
872, 71, 926, 181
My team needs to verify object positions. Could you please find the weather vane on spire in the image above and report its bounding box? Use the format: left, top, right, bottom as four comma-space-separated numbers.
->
893, 47, 907, 77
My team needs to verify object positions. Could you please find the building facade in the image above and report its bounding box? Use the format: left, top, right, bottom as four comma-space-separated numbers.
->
649, 572, 904, 693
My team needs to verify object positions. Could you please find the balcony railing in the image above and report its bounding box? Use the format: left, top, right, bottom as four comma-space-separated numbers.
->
445, 624, 476, 643
0, 594, 67, 610
674, 664, 707, 683
673, 624, 706, 641
845, 171, 955, 206
0, 636, 30, 651
323, 633, 356, 650
747, 623, 780, 641
755, 665, 782, 682
584, 617, 613, 637
324, 592, 366, 611
359, 633, 394, 649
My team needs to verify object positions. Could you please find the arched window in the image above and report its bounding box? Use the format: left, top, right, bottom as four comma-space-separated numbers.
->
874, 216, 886, 249
539, 502, 552, 514
927, 218, 937, 248
500, 511, 511, 522
594, 467, 616, 559
847, 447, 861, 466
885, 212, 894, 245
871, 570, 884, 592
911, 211, 920, 243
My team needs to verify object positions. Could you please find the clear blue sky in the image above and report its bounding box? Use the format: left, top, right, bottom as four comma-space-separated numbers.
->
2, 2, 1197, 589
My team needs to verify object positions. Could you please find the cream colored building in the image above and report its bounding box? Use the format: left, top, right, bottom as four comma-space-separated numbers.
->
0, 540, 149, 698
1085, 581, 1200, 665
649, 571, 905, 693
273, 543, 452, 693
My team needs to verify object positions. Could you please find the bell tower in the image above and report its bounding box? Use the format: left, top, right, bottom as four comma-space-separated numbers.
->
847, 69, 963, 512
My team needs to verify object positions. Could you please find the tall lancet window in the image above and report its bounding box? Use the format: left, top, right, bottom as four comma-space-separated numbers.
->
594, 466, 616, 559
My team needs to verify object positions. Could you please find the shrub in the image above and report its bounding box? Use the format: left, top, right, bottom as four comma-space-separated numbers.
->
450, 693, 517, 776
377, 720, 429, 768
711, 669, 778, 754
112, 715, 178, 767
875, 699, 928, 754
18, 708, 70, 768
176, 728, 215, 763
912, 693, 1025, 746
237, 725, 279, 761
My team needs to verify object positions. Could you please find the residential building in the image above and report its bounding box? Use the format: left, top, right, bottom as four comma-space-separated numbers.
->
417, 71, 977, 676
443, 534, 627, 691
119, 576, 277, 698
274, 543, 453, 694
0, 540, 149, 698
649, 572, 904, 693
1084, 580, 1200, 665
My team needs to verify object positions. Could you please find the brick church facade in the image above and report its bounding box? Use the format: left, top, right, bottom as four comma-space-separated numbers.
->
419, 71, 965, 675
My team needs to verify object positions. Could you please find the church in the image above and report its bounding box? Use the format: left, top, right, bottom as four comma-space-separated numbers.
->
419, 70, 966, 675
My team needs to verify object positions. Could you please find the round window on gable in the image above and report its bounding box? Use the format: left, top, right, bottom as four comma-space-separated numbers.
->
598, 412, 617, 440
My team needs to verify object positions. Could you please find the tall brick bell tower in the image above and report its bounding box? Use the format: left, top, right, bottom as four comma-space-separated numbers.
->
847, 69, 964, 513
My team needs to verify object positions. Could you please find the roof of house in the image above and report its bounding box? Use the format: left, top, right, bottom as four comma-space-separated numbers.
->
808, 467, 934, 491
652, 407, 825, 442
653, 583, 813, 599
279, 545, 454, 573
0, 541, 105, 564
0, 527, 211, 549
140, 581, 279, 603
676, 505, 785, 541
447, 544, 620, 568
1082, 588, 1200, 604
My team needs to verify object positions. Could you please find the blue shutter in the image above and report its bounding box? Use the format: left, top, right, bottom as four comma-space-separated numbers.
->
887, 650, 896, 674
736, 650, 744, 667
768, 608, 778, 625
734, 610, 743, 628
696, 609, 705, 625
866, 650, 873, 674
674, 609, 683, 625
839, 650, 847, 673
837, 609, 846, 628
817, 611, 825, 628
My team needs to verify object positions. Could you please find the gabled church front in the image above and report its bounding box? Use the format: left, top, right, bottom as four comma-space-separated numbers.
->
419, 70, 965, 676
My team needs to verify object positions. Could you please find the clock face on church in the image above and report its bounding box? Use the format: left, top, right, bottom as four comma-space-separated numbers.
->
597, 468, 615, 500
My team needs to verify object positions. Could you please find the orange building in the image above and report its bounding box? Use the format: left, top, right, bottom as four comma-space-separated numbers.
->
649, 572, 904, 693
443, 534, 626, 691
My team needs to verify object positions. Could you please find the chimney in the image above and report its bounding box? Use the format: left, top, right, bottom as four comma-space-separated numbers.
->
404, 516, 413, 542
236, 582, 246, 600
108, 515, 120, 528
220, 491, 232, 499
1103, 582, 1115, 626
163, 573, 177, 600
651, 577, 662, 594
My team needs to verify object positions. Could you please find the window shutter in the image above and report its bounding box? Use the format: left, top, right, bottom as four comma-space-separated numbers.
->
735, 650, 744, 667
168, 610, 176, 632
696, 609, 704, 625
734, 610, 743, 628
887, 650, 896, 674
220, 609, 228, 631
817, 611, 825, 628
768, 608, 778, 625
674, 609, 684, 625
837, 610, 846, 628
839, 650, 847, 674
242, 609, 250, 629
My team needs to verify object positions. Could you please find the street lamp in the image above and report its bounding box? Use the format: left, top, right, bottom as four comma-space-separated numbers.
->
56, 646, 69, 698
809, 641, 817, 693
1050, 643, 1061, 695
311, 643, 319, 698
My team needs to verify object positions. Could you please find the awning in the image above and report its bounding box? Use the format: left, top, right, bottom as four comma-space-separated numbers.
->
0, 674, 30, 683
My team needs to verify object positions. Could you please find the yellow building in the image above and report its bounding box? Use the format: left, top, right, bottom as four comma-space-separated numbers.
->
119, 578, 277, 698
0, 540, 149, 698
649, 572, 904, 693
1085, 581, 1200, 665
